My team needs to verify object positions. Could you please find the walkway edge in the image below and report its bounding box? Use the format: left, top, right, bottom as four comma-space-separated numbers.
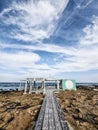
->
34, 95, 46, 130
34, 90, 70, 130
53, 93, 70, 130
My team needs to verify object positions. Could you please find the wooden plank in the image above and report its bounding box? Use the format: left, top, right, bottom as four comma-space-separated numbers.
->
52, 91, 62, 130
34, 96, 46, 130
42, 96, 49, 130
34, 88, 70, 130
48, 91, 55, 130
53, 94, 70, 130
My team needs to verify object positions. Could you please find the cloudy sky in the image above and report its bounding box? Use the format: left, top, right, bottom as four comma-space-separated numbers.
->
0, 0, 98, 82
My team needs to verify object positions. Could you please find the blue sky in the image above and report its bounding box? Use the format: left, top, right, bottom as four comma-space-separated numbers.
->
0, 0, 98, 82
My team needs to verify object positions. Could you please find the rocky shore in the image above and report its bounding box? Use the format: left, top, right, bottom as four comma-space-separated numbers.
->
0, 87, 98, 130
56, 87, 98, 130
0, 91, 44, 130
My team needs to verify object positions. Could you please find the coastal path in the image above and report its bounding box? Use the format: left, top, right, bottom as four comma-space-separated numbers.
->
34, 88, 70, 130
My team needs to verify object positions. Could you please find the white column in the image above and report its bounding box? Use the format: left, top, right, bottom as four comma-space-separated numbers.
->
29, 81, 32, 94
24, 81, 27, 94
43, 80, 46, 94
34, 78, 36, 90
57, 80, 59, 90
18, 81, 21, 91
42, 81, 43, 88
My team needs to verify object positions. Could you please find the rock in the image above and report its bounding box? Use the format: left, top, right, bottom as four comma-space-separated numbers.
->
56, 88, 98, 130
3, 112, 14, 123
94, 117, 98, 124
0, 91, 44, 130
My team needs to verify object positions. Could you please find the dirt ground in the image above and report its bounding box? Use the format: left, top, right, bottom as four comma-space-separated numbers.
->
56, 87, 98, 130
0, 91, 44, 130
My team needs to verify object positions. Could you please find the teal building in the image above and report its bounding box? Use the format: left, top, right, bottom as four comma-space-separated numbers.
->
62, 79, 76, 90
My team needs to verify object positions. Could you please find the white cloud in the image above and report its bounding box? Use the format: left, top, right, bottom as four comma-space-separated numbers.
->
0, 42, 76, 55
0, 0, 69, 41
0, 51, 40, 69
0, 50, 55, 79
52, 16, 98, 73
0, 14, 98, 81
53, 46, 98, 72
0, 42, 98, 81
80, 16, 98, 45
1, 14, 98, 73
73, 0, 94, 9
1, 38, 98, 76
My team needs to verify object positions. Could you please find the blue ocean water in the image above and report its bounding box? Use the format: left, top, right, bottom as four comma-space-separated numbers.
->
0, 82, 56, 91
0, 82, 20, 91
76, 83, 98, 87
0, 82, 98, 91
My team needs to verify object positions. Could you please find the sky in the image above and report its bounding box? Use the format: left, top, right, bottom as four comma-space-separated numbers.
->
0, 0, 98, 82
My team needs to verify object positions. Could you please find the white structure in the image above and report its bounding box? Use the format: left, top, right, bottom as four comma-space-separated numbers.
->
18, 80, 26, 91
21, 78, 60, 94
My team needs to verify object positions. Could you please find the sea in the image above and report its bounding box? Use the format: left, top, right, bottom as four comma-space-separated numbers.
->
0, 82, 56, 91
0, 82, 98, 91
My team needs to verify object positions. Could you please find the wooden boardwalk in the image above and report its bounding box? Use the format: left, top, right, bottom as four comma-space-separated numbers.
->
34, 89, 70, 130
